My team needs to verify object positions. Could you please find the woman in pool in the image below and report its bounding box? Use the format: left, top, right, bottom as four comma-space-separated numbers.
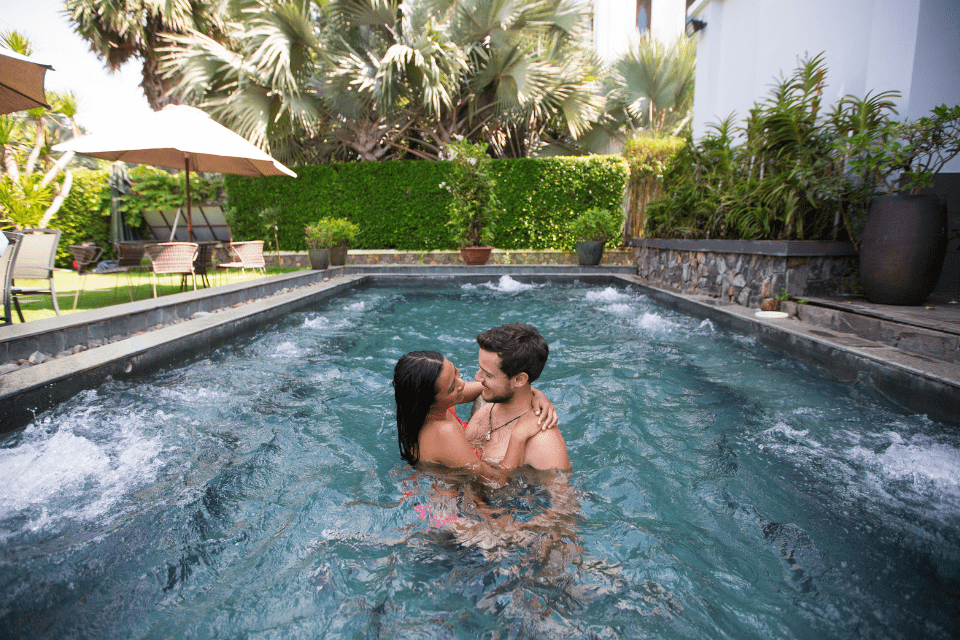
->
394, 350, 557, 476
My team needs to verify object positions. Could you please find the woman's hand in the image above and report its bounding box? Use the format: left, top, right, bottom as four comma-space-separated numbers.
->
512, 417, 549, 442
531, 387, 558, 430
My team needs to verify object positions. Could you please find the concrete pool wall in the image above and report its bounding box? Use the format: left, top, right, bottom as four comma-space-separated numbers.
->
1, 265, 957, 432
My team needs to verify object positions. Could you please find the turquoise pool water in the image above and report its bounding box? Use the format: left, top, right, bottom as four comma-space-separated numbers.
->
1, 277, 958, 639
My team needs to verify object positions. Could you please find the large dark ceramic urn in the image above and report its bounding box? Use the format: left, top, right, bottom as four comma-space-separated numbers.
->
860, 194, 947, 305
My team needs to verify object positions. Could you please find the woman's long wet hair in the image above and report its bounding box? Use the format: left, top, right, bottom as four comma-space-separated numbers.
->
394, 350, 444, 465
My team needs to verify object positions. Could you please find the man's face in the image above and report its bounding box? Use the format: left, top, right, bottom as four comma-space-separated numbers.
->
476, 348, 516, 403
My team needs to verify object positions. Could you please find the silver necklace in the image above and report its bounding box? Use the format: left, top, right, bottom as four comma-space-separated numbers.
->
487, 407, 533, 441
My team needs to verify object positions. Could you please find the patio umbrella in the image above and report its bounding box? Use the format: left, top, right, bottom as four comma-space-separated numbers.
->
53, 104, 297, 240
0, 49, 53, 114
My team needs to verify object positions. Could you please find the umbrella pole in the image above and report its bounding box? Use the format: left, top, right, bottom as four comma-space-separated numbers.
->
184, 156, 193, 242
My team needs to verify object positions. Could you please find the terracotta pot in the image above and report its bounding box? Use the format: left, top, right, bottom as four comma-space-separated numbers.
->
760, 298, 780, 312
459, 246, 493, 265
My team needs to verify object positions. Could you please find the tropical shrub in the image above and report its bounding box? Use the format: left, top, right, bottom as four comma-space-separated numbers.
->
305, 217, 359, 249
568, 208, 623, 248
441, 139, 500, 247
622, 135, 685, 239
50, 168, 112, 267
121, 166, 224, 227
644, 54, 943, 244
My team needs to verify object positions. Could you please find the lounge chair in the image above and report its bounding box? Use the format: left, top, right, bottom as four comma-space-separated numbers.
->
9, 228, 63, 321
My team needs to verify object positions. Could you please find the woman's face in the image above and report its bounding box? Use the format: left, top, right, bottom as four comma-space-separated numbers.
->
433, 359, 465, 409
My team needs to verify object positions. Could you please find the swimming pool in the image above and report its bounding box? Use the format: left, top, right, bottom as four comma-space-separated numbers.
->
1, 277, 957, 639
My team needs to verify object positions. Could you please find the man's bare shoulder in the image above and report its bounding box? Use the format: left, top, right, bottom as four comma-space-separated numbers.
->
522, 419, 571, 470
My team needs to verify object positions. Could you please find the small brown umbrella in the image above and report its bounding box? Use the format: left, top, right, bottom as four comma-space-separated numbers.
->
0, 49, 52, 114
53, 105, 297, 240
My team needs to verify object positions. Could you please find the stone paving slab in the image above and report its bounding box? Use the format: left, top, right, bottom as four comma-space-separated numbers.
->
779, 292, 960, 366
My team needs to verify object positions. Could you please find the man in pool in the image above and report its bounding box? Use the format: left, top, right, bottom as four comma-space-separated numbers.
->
466, 322, 571, 470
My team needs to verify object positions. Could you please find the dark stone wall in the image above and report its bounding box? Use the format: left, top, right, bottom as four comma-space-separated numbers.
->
636, 246, 858, 308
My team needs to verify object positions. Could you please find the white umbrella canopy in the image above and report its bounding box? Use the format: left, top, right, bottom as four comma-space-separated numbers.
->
53, 105, 297, 240
0, 49, 53, 114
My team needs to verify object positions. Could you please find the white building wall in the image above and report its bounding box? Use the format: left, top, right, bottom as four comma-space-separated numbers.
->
593, 0, 688, 63
650, 0, 688, 44
592, 0, 638, 62
690, 0, 960, 168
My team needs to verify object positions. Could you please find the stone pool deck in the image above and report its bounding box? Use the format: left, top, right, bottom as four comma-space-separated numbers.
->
1, 265, 958, 430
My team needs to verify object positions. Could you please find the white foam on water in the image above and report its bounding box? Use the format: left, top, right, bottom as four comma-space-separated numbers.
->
698, 319, 716, 333
303, 316, 330, 329
634, 312, 678, 333
764, 422, 811, 441
600, 303, 634, 315
157, 385, 230, 404
585, 287, 631, 303
0, 413, 163, 530
272, 341, 303, 358
871, 440, 960, 500
481, 275, 539, 292
345, 302, 365, 312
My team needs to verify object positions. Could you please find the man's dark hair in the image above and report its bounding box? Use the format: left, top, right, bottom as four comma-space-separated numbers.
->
476, 322, 548, 382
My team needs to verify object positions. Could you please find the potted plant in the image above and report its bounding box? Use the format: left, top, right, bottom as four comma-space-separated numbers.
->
569, 207, 623, 266
304, 217, 359, 269
849, 104, 960, 305
441, 138, 500, 265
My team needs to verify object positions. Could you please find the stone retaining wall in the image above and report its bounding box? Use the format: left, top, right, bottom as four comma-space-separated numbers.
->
633, 239, 858, 308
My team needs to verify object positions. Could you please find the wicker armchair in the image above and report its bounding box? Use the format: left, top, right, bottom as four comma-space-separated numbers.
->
1, 232, 22, 325
217, 240, 266, 280
142, 242, 199, 297
68, 244, 104, 309
9, 228, 63, 321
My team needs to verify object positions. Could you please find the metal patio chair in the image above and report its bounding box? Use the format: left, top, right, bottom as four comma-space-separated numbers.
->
110, 241, 152, 300
216, 240, 266, 281
9, 228, 63, 322
1, 232, 22, 326
143, 242, 199, 297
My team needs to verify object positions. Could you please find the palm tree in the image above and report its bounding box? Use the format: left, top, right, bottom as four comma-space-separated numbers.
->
419, 0, 601, 158
159, 0, 601, 161
160, 0, 322, 162
64, 0, 228, 110
581, 34, 696, 155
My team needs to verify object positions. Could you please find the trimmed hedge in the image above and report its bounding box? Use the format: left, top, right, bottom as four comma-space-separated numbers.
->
224, 156, 628, 251
52, 169, 112, 268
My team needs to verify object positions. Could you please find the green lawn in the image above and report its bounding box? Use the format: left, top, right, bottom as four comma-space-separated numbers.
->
7, 266, 304, 324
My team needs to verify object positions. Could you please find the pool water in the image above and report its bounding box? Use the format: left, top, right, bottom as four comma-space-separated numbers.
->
1, 277, 958, 639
